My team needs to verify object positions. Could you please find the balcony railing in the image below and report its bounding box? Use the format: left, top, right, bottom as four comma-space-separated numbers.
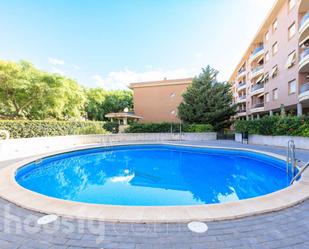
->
238, 67, 246, 75
251, 65, 264, 74
252, 103, 264, 109
300, 12, 309, 29
251, 83, 264, 92
300, 48, 309, 61
251, 45, 264, 57
238, 82, 246, 88
238, 109, 246, 113
239, 95, 246, 100
300, 82, 309, 94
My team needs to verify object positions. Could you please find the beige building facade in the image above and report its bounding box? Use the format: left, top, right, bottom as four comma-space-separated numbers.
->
129, 78, 192, 123
230, 0, 309, 119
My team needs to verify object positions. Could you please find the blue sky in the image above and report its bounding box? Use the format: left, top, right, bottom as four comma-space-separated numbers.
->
0, 0, 275, 89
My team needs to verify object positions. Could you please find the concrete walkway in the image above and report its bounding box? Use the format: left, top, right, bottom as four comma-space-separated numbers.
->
0, 141, 308, 249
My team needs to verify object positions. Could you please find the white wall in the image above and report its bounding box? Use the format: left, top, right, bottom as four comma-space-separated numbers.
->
235, 133, 309, 150
0, 133, 217, 162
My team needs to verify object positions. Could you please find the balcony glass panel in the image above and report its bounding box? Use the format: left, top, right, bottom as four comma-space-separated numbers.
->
238, 82, 246, 88
300, 82, 309, 94
252, 103, 264, 108
300, 48, 309, 61
251, 83, 264, 92
300, 12, 309, 29
251, 65, 264, 74
251, 45, 264, 56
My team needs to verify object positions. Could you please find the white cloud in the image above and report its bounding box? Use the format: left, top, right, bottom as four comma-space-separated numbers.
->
51, 67, 65, 75
92, 67, 199, 90
48, 57, 65, 66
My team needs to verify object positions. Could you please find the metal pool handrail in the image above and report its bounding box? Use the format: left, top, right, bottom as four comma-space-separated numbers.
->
287, 140, 297, 178
290, 161, 309, 185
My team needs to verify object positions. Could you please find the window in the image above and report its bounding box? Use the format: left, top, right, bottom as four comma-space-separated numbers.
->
271, 65, 279, 78
288, 0, 296, 11
265, 31, 270, 41
273, 88, 278, 100
272, 42, 278, 55
272, 19, 278, 32
265, 93, 270, 102
288, 79, 296, 94
288, 22, 296, 39
286, 51, 296, 69
265, 51, 270, 62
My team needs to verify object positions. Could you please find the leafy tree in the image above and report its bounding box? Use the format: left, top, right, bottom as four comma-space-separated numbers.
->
0, 60, 86, 120
86, 88, 133, 121
178, 66, 236, 130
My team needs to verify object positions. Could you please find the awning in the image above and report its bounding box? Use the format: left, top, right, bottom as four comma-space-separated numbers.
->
256, 75, 264, 84
285, 51, 296, 69
271, 66, 278, 78
257, 92, 265, 98
299, 35, 309, 47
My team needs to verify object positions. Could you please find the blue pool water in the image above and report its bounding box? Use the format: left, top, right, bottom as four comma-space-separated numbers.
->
15, 145, 290, 206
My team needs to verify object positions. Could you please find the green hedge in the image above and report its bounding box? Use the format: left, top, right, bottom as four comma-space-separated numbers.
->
0, 120, 107, 139
125, 122, 213, 133
234, 116, 309, 137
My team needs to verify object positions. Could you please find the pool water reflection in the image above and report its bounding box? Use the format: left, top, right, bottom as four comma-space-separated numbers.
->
15, 145, 289, 206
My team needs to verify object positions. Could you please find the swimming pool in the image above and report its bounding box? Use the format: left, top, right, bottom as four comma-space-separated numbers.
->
15, 144, 291, 206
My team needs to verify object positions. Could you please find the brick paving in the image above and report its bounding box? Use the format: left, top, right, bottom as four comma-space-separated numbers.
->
0, 141, 308, 249
0, 197, 308, 249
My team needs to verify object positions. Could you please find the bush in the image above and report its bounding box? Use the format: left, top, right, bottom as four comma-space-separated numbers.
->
182, 124, 214, 132
75, 123, 107, 135
103, 121, 119, 134
234, 115, 309, 137
125, 122, 214, 133
0, 120, 107, 138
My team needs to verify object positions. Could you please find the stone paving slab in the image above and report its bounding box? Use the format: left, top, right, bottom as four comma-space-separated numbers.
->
0, 197, 308, 249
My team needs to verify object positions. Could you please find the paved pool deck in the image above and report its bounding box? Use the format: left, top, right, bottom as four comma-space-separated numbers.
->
0, 140, 308, 249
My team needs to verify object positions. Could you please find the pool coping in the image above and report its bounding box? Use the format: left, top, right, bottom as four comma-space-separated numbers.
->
0, 142, 309, 223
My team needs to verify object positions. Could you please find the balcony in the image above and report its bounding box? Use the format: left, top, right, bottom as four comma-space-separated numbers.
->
299, 12, 309, 45
299, 48, 309, 73
298, 82, 309, 103
249, 45, 264, 64
237, 95, 247, 103
251, 65, 264, 79
251, 103, 265, 113
237, 109, 247, 116
237, 68, 246, 80
237, 82, 246, 91
251, 83, 264, 96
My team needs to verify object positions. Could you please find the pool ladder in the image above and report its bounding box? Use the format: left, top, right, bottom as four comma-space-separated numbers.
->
290, 161, 309, 185
287, 140, 309, 185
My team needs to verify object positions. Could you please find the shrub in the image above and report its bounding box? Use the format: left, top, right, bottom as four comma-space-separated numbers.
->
234, 115, 309, 137
75, 123, 107, 135
103, 121, 119, 134
0, 120, 107, 138
125, 122, 214, 133
182, 124, 214, 132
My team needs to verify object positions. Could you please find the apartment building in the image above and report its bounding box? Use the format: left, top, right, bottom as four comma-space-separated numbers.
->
129, 78, 192, 123
230, 0, 309, 119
